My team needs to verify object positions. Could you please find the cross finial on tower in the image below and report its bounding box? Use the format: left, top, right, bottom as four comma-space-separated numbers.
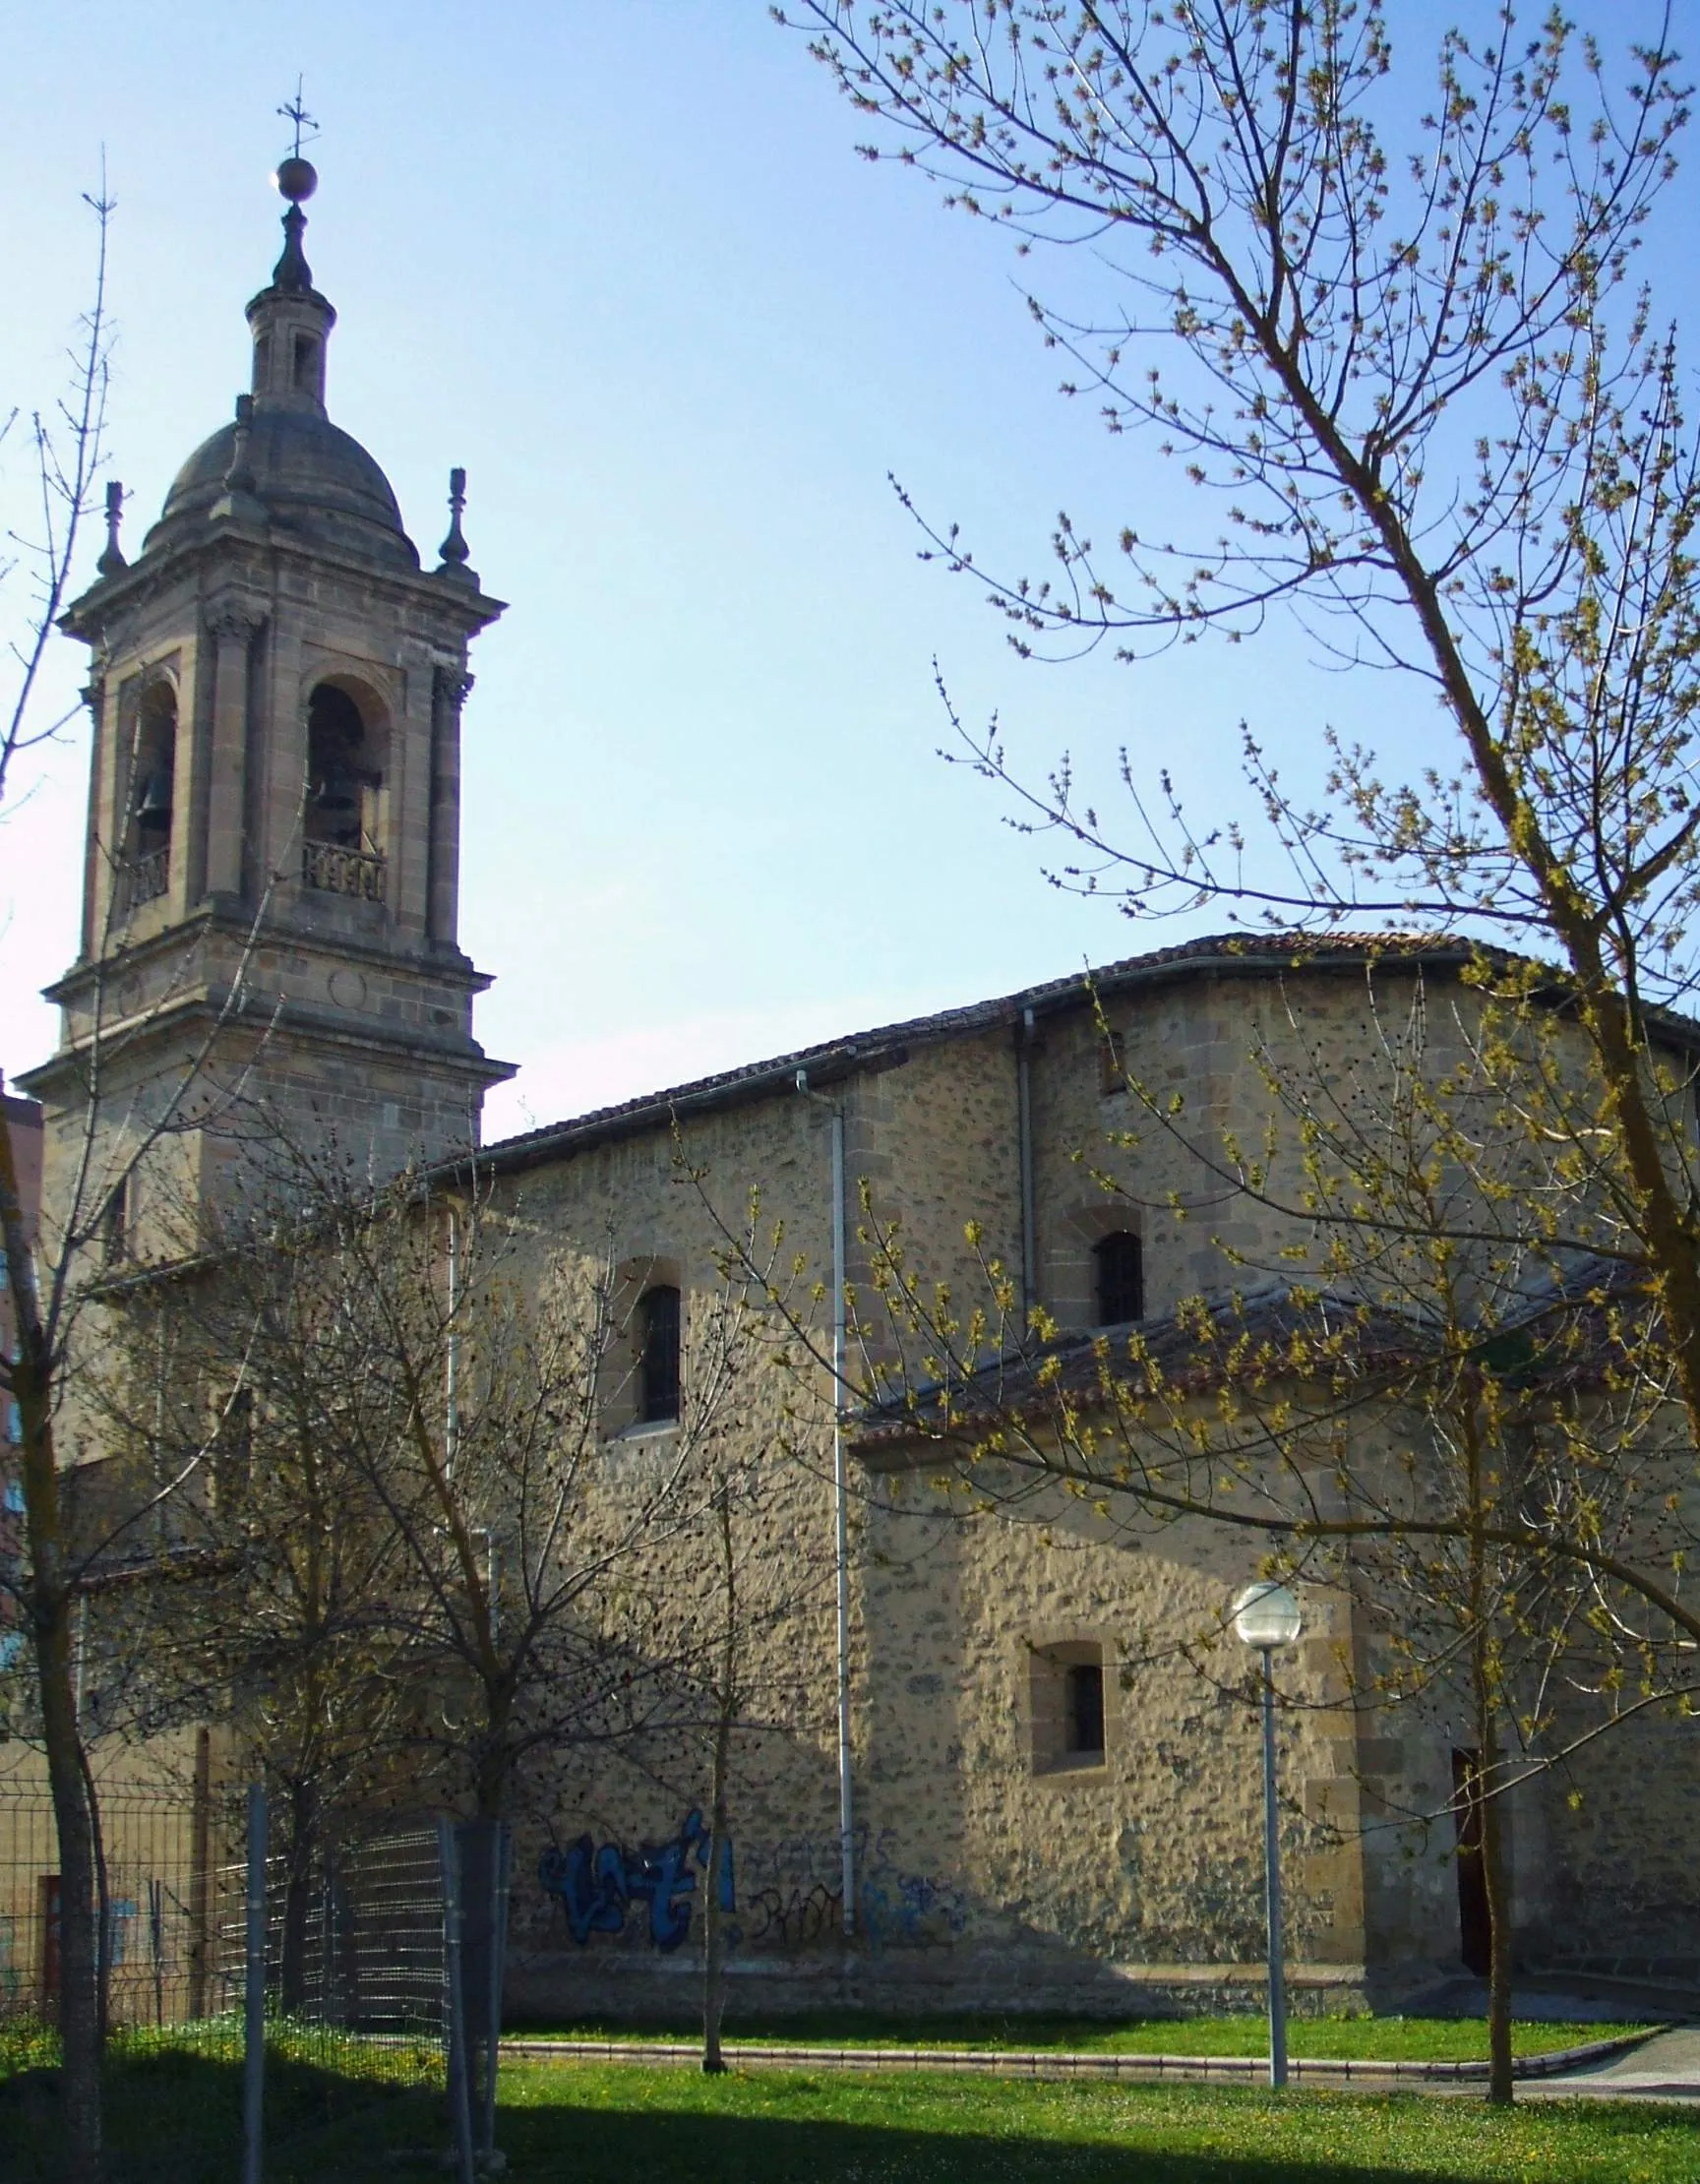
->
271, 85, 321, 290
277, 79, 318, 161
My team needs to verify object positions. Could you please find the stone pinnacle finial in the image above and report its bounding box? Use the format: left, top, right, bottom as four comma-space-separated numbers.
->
96, 479, 127, 576
271, 187, 317, 294
436, 466, 477, 584
225, 394, 257, 495
212, 394, 268, 527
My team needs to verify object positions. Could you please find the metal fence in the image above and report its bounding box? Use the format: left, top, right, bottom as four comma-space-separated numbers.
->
0, 1779, 208, 2030
0, 1779, 511, 2179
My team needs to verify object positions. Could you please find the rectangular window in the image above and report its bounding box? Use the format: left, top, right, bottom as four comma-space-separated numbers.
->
1099, 1028, 1126, 1096
1093, 1233, 1144, 1325
1030, 1641, 1110, 1774
1065, 1662, 1106, 1757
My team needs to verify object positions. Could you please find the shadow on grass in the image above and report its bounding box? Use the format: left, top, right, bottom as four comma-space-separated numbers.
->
1, 2043, 448, 2184
279, 2072, 1700, 2184
458, 2109, 1459, 2184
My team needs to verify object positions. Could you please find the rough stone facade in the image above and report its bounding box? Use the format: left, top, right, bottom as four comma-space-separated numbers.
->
472, 948, 1700, 2020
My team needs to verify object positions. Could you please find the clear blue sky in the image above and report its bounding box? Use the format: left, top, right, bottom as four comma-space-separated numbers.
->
3, 2, 1689, 1140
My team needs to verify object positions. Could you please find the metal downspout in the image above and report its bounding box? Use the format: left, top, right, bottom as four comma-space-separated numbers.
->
798, 1070, 855, 1939
445, 1206, 460, 1481
1017, 1007, 1037, 1328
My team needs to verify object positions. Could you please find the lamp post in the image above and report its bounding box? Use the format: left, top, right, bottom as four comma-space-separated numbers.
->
1232, 1580, 1304, 2090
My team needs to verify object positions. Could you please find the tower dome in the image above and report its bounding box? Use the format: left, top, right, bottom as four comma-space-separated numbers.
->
150, 409, 416, 567
139, 156, 419, 570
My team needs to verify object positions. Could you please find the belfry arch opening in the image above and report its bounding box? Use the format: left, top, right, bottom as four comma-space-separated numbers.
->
122, 680, 177, 908
304, 679, 388, 901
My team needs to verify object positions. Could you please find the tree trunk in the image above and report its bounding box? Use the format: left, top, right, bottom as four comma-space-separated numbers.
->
78, 1745, 112, 2043
1458, 1388, 1514, 2108
2, 1101, 104, 2178
701, 1709, 732, 2073
1477, 1720, 1515, 2106
279, 1776, 319, 2015
38, 1594, 102, 2177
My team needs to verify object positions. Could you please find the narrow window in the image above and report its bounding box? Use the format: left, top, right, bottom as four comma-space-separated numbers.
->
638, 1284, 681, 1425
292, 333, 320, 394
1452, 1748, 1492, 1975
100, 1178, 130, 1266
213, 1388, 254, 1516
1093, 1232, 1144, 1325
1065, 1662, 1106, 1758
1099, 1027, 1126, 1096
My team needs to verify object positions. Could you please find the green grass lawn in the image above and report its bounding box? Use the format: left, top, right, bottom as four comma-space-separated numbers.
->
110, 2060, 1700, 2184
5, 2035, 1688, 2184
512, 2009, 1653, 2062
0, 2027, 1677, 2184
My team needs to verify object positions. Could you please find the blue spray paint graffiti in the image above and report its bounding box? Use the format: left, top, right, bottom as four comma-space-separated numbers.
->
540, 1808, 735, 1953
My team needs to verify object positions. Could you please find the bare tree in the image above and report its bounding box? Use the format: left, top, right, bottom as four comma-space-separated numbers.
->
94, 1133, 794, 1839
0, 186, 123, 2181
0, 182, 112, 814
0, 185, 290, 2178
86, 1227, 412, 2011
789, 3, 1700, 1465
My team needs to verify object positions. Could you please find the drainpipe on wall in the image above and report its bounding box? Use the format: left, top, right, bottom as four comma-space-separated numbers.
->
445, 1204, 461, 1481
796, 1068, 855, 1941
1016, 1007, 1037, 1331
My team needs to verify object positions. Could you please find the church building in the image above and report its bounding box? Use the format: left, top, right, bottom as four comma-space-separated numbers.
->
14, 161, 1700, 2029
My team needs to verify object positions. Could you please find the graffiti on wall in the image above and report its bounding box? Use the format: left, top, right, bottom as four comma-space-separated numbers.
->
539, 1808, 734, 1954
543, 1812, 968, 1955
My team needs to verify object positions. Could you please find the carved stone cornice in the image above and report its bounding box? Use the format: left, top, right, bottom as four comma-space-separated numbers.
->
204, 594, 269, 646
433, 665, 474, 712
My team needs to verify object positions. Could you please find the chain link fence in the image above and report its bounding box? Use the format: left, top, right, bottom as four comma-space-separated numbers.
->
0, 1779, 511, 2178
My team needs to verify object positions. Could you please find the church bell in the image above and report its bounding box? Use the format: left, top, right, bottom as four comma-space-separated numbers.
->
312, 760, 359, 813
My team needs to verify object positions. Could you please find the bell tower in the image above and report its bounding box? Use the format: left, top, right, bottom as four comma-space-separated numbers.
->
23, 155, 514, 1254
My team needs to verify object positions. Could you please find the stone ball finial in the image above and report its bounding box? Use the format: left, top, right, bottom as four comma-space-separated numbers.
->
273, 155, 318, 204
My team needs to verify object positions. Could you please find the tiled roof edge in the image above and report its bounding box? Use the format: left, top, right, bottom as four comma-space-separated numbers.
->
458, 930, 1700, 1183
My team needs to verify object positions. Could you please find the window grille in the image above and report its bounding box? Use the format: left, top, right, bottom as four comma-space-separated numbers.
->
1093, 1232, 1144, 1325
638, 1284, 681, 1424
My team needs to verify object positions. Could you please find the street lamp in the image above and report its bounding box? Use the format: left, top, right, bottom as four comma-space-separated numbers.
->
1232, 1580, 1304, 2090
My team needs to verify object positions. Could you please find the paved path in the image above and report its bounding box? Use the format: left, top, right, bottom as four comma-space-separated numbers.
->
504, 2030, 1692, 2100
1531, 2025, 1700, 2101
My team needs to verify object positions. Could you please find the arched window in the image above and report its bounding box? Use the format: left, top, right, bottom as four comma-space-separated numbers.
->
123, 682, 176, 907
1093, 1232, 1144, 1326
304, 682, 388, 900
638, 1284, 681, 1425
306, 684, 375, 848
